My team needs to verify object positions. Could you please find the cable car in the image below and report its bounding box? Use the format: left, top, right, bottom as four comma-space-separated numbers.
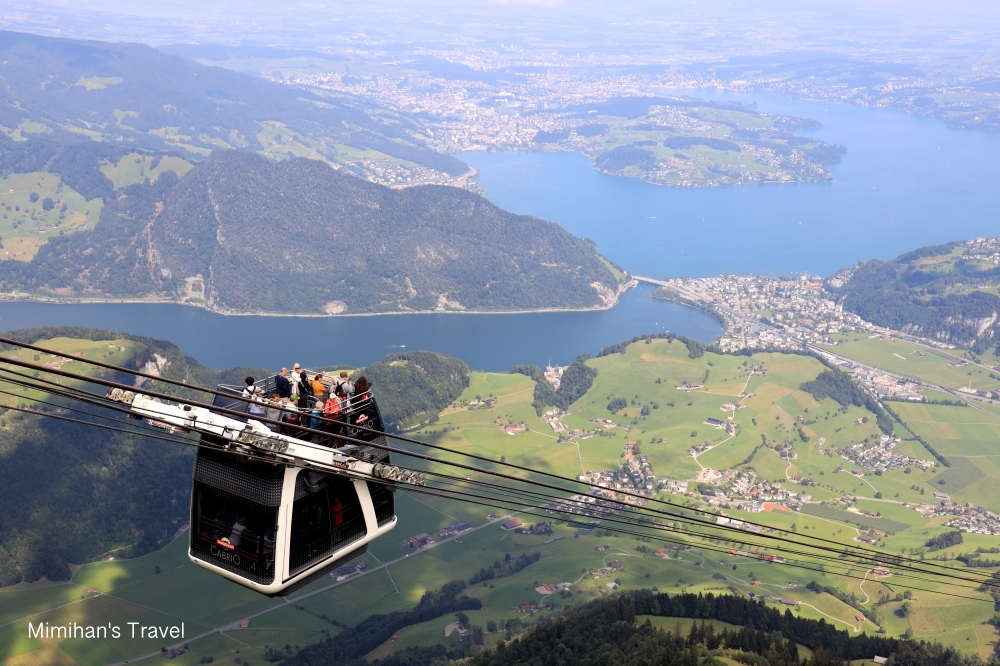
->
107, 375, 422, 596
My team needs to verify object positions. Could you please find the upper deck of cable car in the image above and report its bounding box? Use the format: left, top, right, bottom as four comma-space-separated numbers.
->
209, 372, 391, 464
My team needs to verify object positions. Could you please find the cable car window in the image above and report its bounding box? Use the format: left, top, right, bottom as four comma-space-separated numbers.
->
367, 482, 395, 527
289, 472, 367, 576
191, 483, 277, 585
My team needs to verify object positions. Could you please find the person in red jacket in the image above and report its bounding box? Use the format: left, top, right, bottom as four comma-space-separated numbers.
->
331, 497, 344, 543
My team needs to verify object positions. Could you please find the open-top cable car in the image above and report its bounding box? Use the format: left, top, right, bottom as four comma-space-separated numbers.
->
106, 375, 421, 596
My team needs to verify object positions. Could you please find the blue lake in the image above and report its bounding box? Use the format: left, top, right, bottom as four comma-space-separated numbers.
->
0, 283, 718, 371
3, 91, 997, 370
460, 91, 1000, 279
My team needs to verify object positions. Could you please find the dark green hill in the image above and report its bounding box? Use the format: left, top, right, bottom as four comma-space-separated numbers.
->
0, 326, 264, 585
0, 30, 462, 175
829, 241, 1000, 351
1, 151, 620, 314
359, 351, 471, 432
288, 590, 965, 666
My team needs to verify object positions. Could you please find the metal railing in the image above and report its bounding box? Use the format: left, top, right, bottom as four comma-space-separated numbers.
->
212, 375, 389, 463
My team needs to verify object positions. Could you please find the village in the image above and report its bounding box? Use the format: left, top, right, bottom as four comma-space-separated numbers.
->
694, 467, 808, 515
834, 434, 936, 474
659, 273, 863, 351
904, 495, 1000, 536
654, 271, 960, 356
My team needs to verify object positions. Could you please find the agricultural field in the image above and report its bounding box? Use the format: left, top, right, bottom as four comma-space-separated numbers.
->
4, 339, 1000, 664
820, 334, 999, 392
99, 153, 193, 189
0, 172, 102, 261
0, 337, 142, 411
889, 399, 1000, 509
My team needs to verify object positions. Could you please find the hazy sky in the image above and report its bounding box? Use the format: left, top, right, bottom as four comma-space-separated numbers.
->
5, 0, 1000, 57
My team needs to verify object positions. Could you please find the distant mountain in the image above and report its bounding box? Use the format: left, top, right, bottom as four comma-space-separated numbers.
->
0, 30, 464, 176
0, 150, 622, 314
828, 240, 1000, 351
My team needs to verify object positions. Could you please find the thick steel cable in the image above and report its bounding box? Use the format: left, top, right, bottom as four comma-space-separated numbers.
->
1, 352, 991, 591
0, 336, 962, 572
3, 378, 992, 600
0, 348, 992, 588
402, 484, 995, 604
418, 473, 993, 594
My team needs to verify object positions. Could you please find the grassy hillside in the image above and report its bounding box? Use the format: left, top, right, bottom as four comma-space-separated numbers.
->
829, 241, 1000, 351
0, 151, 621, 314
0, 328, 471, 590
0, 30, 462, 176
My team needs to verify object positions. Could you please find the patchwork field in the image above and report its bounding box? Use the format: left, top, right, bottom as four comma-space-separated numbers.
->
0, 337, 143, 412
0, 172, 102, 261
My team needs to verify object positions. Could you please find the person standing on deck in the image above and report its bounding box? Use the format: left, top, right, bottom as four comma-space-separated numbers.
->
311, 373, 327, 399
275, 368, 292, 399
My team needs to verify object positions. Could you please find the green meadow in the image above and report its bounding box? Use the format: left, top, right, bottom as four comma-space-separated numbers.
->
820, 334, 998, 392
0, 337, 143, 411
0, 172, 102, 262
99, 153, 193, 189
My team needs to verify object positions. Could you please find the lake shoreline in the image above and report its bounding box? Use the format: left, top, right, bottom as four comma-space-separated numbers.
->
0, 280, 639, 319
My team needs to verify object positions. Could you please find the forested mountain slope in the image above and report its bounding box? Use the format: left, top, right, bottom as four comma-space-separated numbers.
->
361, 351, 471, 431
0, 151, 620, 314
828, 240, 1000, 351
0, 326, 269, 585
0, 30, 462, 176
0, 327, 473, 583
288, 590, 966, 666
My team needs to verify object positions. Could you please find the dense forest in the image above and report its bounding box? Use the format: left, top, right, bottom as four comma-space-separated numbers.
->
0, 30, 461, 174
0, 326, 247, 585
0, 133, 127, 199
597, 332, 707, 359
0, 409, 192, 586
301, 590, 969, 666
357, 351, 471, 431
0, 150, 619, 314
829, 243, 1000, 351
512, 354, 597, 416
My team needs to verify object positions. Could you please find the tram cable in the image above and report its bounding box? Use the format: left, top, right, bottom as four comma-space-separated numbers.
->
402, 484, 996, 604
0, 347, 995, 592
3, 390, 990, 605
5, 371, 990, 604
0, 335, 972, 579
0, 377, 988, 602
0, 354, 992, 594
416, 472, 994, 594
1, 370, 995, 602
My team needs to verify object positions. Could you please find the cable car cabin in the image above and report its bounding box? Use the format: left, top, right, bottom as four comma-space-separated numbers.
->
184, 376, 398, 596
